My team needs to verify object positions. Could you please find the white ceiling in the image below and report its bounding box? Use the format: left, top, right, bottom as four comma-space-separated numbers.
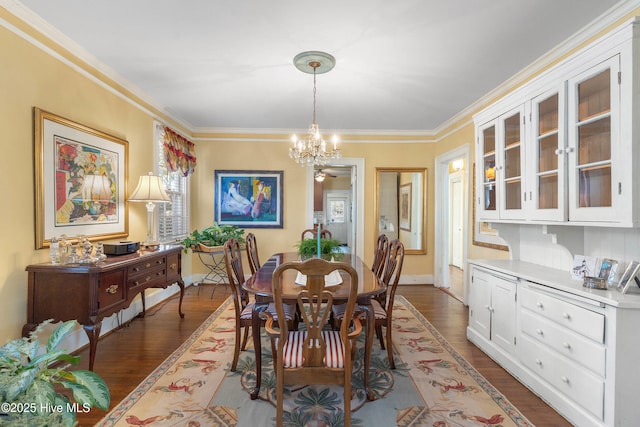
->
7, 0, 629, 134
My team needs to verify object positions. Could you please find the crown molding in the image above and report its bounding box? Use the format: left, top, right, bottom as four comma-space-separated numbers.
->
3, 0, 638, 141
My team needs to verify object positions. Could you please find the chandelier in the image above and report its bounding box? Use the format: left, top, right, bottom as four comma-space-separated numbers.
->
289, 51, 341, 167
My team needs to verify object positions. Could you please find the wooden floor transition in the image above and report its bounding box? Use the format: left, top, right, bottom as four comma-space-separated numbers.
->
74, 283, 571, 426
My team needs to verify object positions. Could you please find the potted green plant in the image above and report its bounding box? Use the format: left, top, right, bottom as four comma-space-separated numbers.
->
296, 238, 343, 260
181, 222, 245, 253
0, 320, 110, 426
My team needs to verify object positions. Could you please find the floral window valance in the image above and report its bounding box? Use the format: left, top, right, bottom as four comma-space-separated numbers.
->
163, 127, 196, 176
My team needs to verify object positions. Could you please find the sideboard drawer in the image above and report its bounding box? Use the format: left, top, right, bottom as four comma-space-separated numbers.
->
166, 252, 181, 282
520, 309, 605, 376
98, 270, 126, 311
128, 257, 166, 277
520, 333, 604, 420
519, 285, 604, 343
128, 267, 166, 291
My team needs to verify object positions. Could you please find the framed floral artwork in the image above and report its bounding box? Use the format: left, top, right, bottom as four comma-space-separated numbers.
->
214, 170, 283, 228
34, 108, 128, 249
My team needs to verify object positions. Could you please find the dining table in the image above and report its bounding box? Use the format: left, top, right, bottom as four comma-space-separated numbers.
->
242, 252, 385, 401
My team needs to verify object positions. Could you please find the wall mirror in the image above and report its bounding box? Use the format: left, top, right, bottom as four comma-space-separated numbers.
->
375, 167, 427, 254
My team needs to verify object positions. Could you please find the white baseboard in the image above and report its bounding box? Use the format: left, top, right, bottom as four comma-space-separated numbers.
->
399, 274, 432, 285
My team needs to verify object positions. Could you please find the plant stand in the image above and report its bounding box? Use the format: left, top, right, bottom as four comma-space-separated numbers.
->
194, 245, 228, 297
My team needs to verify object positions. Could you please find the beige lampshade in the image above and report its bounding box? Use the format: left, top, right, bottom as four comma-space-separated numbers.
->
128, 172, 170, 202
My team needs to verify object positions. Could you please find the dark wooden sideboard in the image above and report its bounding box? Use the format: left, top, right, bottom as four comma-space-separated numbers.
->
23, 244, 185, 370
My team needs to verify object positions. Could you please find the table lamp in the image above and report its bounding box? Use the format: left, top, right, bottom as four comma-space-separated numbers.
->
128, 172, 170, 249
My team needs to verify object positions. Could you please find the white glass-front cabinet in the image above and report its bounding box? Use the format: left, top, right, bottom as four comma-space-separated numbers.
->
567, 56, 621, 224
527, 86, 567, 222
476, 106, 527, 222
474, 18, 639, 227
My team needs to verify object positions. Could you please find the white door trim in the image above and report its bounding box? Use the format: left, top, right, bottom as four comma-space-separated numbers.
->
434, 145, 470, 303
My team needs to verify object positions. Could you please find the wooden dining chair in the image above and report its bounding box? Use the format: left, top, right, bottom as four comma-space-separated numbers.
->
264, 258, 362, 427
372, 239, 405, 368
222, 238, 296, 371
245, 232, 260, 275
332, 239, 404, 368
300, 227, 332, 241
371, 234, 389, 279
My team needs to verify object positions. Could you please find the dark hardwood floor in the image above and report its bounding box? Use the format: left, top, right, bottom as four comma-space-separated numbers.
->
74, 283, 571, 426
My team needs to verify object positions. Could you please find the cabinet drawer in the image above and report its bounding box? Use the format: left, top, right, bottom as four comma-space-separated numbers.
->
519, 285, 604, 343
520, 309, 605, 376
128, 257, 166, 278
98, 270, 126, 310
166, 252, 181, 282
519, 334, 604, 420
128, 267, 166, 290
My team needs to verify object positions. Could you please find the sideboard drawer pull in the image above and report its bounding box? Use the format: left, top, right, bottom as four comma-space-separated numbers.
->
106, 284, 119, 295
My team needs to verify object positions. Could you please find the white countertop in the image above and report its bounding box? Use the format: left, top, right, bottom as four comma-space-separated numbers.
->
469, 259, 640, 309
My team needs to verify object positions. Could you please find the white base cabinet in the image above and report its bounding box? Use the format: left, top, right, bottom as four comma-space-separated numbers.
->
467, 260, 640, 427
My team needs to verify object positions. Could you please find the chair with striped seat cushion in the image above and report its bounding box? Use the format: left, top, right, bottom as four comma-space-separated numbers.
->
332, 239, 404, 369
223, 238, 297, 371
264, 258, 362, 427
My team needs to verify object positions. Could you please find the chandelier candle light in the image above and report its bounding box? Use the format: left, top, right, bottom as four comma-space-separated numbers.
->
290, 51, 341, 167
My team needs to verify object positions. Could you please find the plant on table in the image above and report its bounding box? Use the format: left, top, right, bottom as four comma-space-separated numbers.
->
0, 320, 110, 427
296, 238, 343, 260
182, 222, 245, 253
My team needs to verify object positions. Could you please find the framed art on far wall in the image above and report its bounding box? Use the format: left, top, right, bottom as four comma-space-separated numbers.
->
34, 108, 129, 249
214, 170, 283, 228
399, 183, 412, 231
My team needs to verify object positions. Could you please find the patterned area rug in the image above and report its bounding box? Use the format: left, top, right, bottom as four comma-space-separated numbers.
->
97, 296, 533, 426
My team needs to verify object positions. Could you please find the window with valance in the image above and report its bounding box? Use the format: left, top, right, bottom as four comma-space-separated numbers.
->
163, 126, 197, 177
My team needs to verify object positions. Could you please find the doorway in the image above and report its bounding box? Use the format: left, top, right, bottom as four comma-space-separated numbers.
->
306, 158, 365, 260
434, 145, 470, 304
324, 190, 352, 249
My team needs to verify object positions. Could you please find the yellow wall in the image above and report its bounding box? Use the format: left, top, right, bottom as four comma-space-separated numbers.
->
187, 139, 438, 278
0, 21, 157, 340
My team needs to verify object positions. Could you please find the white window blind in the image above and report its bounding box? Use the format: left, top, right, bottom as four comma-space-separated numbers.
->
155, 123, 190, 243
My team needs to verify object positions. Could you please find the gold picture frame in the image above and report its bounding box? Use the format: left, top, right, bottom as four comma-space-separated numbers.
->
34, 108, 129, 249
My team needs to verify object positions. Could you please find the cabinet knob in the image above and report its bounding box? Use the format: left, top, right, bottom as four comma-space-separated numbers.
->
536, 302, 544, 309
566, 147, 575, 153
145, 262, 151, 268
563, 342, 571, 350
170, 263, 177, 271
561, 376, 570, 384
535, 359, 543, 367
562, 312, 571, 320
106, 284, 119, 295
485, 305, 491, 311
554, 148, 565, 155
536, 328, 544, 336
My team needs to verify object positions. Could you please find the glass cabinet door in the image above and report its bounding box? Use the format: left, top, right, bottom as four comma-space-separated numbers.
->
499, 107, 526, 220
567, 56, 619, 222
477, 121, 499, 220
529, 87, 566, 221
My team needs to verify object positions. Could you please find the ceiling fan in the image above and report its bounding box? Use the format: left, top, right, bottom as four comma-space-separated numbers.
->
314, 169, 337, 182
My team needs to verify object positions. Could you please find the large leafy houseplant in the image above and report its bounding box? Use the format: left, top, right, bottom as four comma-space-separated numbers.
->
0, 320, 110, 426
182, 222, 245, 253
